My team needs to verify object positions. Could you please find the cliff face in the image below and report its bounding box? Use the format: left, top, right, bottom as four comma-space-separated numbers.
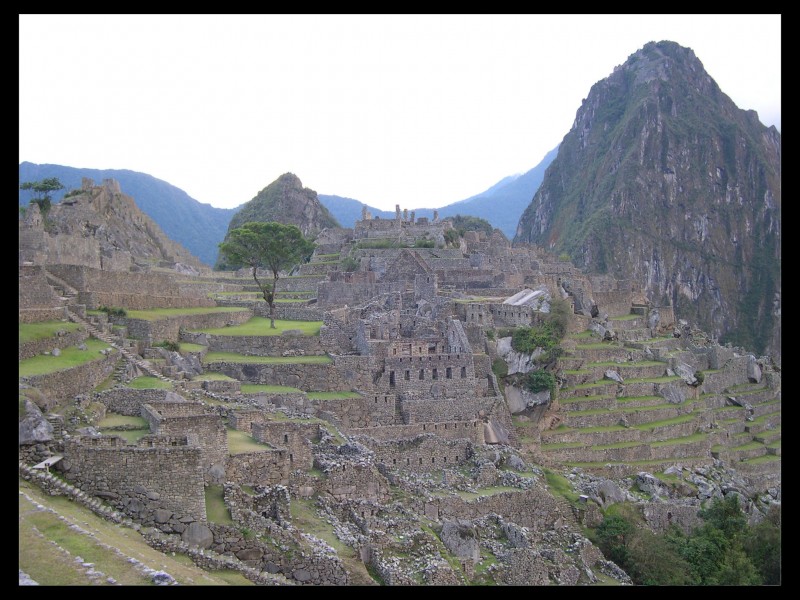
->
19, 178, 206, 273
514, 41, 781, 359
217, 173, 340, 268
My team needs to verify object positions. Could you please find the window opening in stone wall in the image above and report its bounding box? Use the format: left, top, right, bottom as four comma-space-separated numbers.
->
284, 434, 288, 443
433, 368, 438, 380
446, 367, 452, 379
461, 367, 467, 378
389, 371, 395, 387
419, 369, 424, 380
405, 370, 410, 380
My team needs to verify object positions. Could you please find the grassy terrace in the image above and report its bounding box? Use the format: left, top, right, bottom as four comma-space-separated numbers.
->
19, 479, 252, 586
205, 484, 234, 524
127, 376, 173, 390
608, 314, 643, 321
179, 342, 207, 352
19, 320, 83, 344
240, 384, 303, 394
542, 424, 628, 436
97, 414, 150, 444
19, 338, 112, 377
544, 432, 708, 452
124, 307, 249, 321
742, 454, 781, 465
227, 428, 271, 454
191, 372, 236, 381
189, 317, 322, 336
204, 352, 331, 365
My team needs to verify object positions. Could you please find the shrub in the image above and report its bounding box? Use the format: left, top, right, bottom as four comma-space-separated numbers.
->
154, 340, 180, 352
340, 256, 360, 272
99, 305, 127, 318
413, 238, 435, 248
525, 370, 556, 396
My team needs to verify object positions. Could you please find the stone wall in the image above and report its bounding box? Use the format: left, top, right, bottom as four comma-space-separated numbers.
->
383, 352, 477, 398
641, 503, 702, 535
431, 488, 569, 534
251, 421, 319, 469
226, 450, 291, 486
47, 264, 215, 310
21, 348, 118, 407
95, 388, 176, 415
123, 308, 252, 342
321, 462, 391, 502
275, 275, 327, 293
191, 333, 324, 356
400, 394, 497, 424
142, 402, 228, 476
19, 265, 61, 309
347, 419, 482, 443
61, 435, 206, 524
208, 361, 347, 391
355, 434, 474, 473
253, 303, 324, 322
19, 327, 89, 361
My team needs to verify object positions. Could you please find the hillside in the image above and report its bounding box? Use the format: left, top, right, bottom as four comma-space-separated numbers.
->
514, 41, 781, 360
19, 163, 236, 266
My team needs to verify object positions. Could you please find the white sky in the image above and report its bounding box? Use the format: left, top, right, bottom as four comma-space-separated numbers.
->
19, 14, 781, 212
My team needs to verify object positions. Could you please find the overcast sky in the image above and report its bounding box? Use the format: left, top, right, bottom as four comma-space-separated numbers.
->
19, 14, 781, 212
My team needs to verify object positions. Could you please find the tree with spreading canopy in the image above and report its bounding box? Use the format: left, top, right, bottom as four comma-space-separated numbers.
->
218, 221, 315, 328
19, 177, 64, 216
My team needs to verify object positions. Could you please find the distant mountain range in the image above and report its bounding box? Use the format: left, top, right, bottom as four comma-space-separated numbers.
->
20, 148, 556, 265
320, 146, 558, 237
18, 163, 236, 267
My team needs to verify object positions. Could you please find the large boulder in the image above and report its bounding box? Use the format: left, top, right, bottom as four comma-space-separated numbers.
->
747, 356, 762, 384
181, 522, 214, 549
483, 418, 510, 444
504, 384, 550, 414
440, 520, 480, 561
659, 383, 686, 405
18, 400, 53, 445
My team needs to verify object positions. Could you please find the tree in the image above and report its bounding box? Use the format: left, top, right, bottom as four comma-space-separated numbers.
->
218, 222, 314, 328
19, 177, 64, 216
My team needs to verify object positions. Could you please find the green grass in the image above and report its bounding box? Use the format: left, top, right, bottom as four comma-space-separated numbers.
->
289, 498, 350, 555
19, 320, 82, 344
240, 384, 303, 394
742, 454, 781, 465
616, 395, 663, 403
20, 479, 248, 585
19, 338, 112, 377
569, 331, 596, 339
191, 372, 236, 381
562, 380, 618, 392
575, 342, 619, 349
623, 375, 682, 384
190, 317, 322, 336
205, 485, 234, 525
608, 314, 643, 321
179, 342, 206, 352
127, 376, 173, 390
543, 469, 581, 504
98, 414, 148, 428
631, 414, 698, 430
586, 360, 665, 368
650, 432, 709, 447
125, 306, 249, 321
566, 456, 709, 469
305, 391, 362, 400
204, 352, 331, 365
227, 428, 270, 454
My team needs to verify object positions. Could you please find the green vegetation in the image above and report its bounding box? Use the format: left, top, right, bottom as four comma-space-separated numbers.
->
153, 339, 180, 352
191, 372, 236, 381
218, 221, 315, 328
20, 177, 63, 218
127, 376, 173, 390
190, 317, 322, 336
240, 384, 303, 394
19, 479, 249, 585
179, 342, 207, 352
19, 320, 82, 344
205, 485, 234, 524
99, 305, 128, 318
524, 370, 556, 396
227, 428, 270, 454
204, 352, 331, 365
19, 338, 111, 377
446, 214, 494, 236
543, 469, 581, 504
591, 496, 780, 585
125, 306, 248, 321
456, 486, 519, 501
